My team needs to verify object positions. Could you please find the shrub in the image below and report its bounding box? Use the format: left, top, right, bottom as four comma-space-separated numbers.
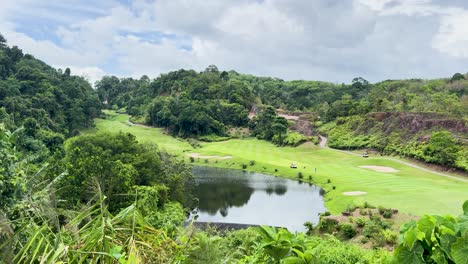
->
241, 164, 247, 169
381, 229, 398, 245
372, 232, 386, 248
363, 202, 374, 209
327, 179, 331, 184
187, 138, 201, 148
332, 186, 336, 190
249, 160, 255, 166
363, 222, 381, 238
318, 218, 339, 233
378, 206, 385, 215
189, 156, 195, 163
382, 209, 393, 219
345, 204, 356, 213
282, 132, 308, 146
359, 208, 368, 215
198, 134, 230, 142
274, 168, 278, 172
204, 159, 209, 163
297, 172, 303, 179
319, 188, 326, 196
355, 217, 366, 228
320, 211, 331, 217
339, 223, 356, 239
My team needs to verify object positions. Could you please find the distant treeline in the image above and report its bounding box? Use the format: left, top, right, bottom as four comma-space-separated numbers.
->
96, 65, 467, 170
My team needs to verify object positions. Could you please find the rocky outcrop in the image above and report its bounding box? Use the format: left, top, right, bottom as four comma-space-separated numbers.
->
368, 112, 467, 134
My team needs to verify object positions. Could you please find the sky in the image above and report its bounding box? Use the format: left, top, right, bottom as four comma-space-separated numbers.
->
1, 0, 467, 84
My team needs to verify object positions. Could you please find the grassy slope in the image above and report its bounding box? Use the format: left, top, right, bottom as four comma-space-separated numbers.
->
85, 112, 468, 216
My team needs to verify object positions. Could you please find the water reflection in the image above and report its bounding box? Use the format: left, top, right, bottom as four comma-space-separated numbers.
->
191, 166, 326, 232
265, 184, 287, 196
195, 181, 254, 216
193, 166, 288, 217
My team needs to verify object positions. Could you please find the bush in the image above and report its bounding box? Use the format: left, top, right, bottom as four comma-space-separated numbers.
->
249, 160, 255, 166
318, 218, 339, 233
297, 172, 303, 179
359, 208, 367, 215
381, 229, 398, 245
327, 179, 331, 184
378, 206, 385, 215
198, 134, 231, 142
189, 156, 195, 163
319, 188, 326, 196
363, 202, 374, 209
320, 211, 331, 217
332, 186, 336, 190
339, 223, 356, 239
204, 159, 209, 163
282, 132, 308, 146
363, 222, 382, 238
355, 217, 366, 228
241, 164, 247, 169
187, 138, 201, 148
382, 209, 393, 219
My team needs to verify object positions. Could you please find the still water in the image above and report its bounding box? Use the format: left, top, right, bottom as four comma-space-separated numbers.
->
191, 166, 326, 232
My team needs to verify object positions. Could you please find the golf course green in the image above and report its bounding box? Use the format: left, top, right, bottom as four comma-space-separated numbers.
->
85, 111, 468, 216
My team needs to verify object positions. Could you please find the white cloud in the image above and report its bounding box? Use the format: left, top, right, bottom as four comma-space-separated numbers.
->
66, 66, 108, 86
432, 9, 468, 58
1, 0, 468, 84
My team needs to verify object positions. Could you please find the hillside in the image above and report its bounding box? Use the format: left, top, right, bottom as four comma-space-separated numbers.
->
98, 67, 467, 171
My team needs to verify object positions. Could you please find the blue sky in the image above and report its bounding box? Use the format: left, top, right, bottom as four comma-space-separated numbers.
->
1, 0, 468, 84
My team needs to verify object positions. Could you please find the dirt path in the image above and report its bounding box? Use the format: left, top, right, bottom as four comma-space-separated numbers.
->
319, 135, 327, 148
319, 136, 468, 183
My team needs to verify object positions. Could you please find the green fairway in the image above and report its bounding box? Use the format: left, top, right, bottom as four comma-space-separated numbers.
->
86, 112, 468, 216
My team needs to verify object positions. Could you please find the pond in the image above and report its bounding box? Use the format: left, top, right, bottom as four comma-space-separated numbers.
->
190, 166, 327, 232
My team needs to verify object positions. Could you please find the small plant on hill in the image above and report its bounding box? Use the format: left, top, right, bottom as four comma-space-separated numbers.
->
189, 157, 195, 163
382, 209, 393, 219
249, 160, 255, 166
355, 217, 366, 228
297, 172, 303, 179
378, 206, 385, 215
339, 223, 356, 239
359, 208, 368, 216
318, 218, 339, 233
241, 164, 247, 169
320, 211, 331, 217
381, 229, 398, 245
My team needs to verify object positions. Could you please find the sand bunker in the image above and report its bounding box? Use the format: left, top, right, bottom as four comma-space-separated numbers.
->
278, 114, 300, 120
342, 191, 367, 196
359, 165, 399, 173
187, 153, 232, 160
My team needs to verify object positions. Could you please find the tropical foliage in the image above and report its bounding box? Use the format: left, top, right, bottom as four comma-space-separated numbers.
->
394, 200, 468, 264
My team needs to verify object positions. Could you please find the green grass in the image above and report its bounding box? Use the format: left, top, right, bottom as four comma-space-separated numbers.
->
85, 111, 468, 216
